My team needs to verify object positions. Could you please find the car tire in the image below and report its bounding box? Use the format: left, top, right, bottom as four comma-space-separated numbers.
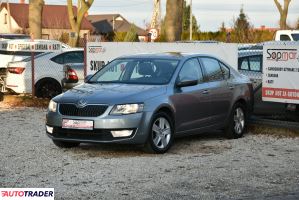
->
225, 102, 247, 139
35, 78, 62, 99
144, 112, 174, 154
52, 140, 80, 148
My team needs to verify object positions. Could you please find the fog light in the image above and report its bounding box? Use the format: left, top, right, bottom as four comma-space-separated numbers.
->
111, 130, 133, 137
46, 125, 53, 134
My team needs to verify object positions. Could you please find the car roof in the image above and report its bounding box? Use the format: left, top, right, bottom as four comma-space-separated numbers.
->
117, 52, 219, 60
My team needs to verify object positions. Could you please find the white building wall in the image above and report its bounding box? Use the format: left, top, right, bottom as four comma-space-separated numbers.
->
0, 7, 21, 33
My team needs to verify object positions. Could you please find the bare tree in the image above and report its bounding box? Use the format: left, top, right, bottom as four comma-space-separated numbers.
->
29, 0, 44, 39
274, 0, 292, 29
67, 0, 94, 46
165, 0, 184, 41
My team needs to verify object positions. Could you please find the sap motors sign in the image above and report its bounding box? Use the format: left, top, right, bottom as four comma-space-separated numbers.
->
263, 42, 299, 104
86, 42, 238, 74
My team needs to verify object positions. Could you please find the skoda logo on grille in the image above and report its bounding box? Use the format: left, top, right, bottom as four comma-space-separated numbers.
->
77, 99, 88, 108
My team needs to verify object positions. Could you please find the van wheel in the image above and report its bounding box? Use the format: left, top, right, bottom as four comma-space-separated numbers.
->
52, 140, 80, 148
225, 102, 247, 139
144, 112, 174, 154
35, 78, 62, 99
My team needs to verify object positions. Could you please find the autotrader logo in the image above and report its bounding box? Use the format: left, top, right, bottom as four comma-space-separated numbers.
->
0, 188, 54, 199
266, 49, 297, 62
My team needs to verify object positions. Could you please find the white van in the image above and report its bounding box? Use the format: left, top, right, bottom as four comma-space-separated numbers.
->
274, 30, 299, 41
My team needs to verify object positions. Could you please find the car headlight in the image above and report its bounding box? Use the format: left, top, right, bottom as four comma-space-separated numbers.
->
110, 103, 144, 115
48, 100, 57, 112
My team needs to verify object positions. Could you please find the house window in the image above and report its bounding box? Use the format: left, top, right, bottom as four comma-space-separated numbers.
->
4, 14, 7, 24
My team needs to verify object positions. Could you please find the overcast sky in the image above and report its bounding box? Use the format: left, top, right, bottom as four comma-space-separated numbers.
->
8, 0, 299, 31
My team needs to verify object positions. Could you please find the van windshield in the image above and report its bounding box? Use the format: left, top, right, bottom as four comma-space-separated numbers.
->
291, 34, 299, 41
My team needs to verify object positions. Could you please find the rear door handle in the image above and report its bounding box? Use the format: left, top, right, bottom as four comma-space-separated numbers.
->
202, 90, 209, 94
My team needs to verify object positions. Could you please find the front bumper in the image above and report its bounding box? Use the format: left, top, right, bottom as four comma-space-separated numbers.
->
46, 109, 153, 144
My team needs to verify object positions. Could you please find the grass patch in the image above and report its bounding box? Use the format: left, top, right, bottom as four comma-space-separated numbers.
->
248, 124, 299, 138
3, 94, 49, 108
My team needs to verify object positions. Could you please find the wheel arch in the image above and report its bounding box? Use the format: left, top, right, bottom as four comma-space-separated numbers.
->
153, 104, 176, 127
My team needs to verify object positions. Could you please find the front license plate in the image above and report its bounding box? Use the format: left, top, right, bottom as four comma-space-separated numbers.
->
62, 119, 94, 130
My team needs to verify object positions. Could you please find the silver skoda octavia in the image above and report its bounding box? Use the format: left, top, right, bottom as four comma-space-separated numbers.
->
46, 53, 253, 153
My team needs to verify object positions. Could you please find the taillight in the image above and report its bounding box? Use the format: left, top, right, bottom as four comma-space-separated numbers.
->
8, 67, 25, 74
66, 68, 78, 81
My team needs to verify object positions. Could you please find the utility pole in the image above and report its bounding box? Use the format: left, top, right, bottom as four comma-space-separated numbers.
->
189, 0, 192, 40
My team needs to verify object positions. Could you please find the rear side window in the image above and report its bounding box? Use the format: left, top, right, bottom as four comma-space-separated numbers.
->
249, 56, 262, 72
219, 62, 230, 79
280, 34, 291, 41
201, 57, 223, 82
51, 54, 64, 64
64, 51, 84, 63
51, 51, 84, 64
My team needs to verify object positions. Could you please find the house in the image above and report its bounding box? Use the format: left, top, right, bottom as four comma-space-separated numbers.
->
0, 2, 93, 40
87, 14, 147, 41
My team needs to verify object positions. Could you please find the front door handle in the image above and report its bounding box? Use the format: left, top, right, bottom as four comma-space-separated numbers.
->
229, 86, 234, 90
202, 90, 209, 94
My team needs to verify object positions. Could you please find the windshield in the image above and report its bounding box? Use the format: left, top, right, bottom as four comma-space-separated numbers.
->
291, 34, 299, 41
89, 58, 179, 85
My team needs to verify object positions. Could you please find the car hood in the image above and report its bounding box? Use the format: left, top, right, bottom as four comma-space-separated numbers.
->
54, 83, 167, 105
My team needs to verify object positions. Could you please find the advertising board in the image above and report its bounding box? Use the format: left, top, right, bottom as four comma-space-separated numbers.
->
86, 42, 238, 75
262, 42, 299, 104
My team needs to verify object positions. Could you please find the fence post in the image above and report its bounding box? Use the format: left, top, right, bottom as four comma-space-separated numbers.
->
83, 33, 87, 78
31, 34, 35, 97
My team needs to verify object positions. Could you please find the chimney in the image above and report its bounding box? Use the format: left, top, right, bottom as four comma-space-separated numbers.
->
19, 0, 25, 3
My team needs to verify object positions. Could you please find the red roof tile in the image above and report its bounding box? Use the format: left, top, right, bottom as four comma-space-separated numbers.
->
0, 3, 93, 30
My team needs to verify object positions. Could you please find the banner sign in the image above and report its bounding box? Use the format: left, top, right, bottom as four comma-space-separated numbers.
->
86, 42, 238, 75
0, 40, 62, 52
262, 42, 299, 104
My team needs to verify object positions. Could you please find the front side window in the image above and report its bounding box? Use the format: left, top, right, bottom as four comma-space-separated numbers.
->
178, 58, 203, 83
291, 34, 299, 41
201, 57, 223, 82
89, 58, 179, 85
238, 57, 249, 70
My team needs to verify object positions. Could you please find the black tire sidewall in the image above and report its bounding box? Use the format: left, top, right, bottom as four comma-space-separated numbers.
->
36, 79, 62, 98
147, 112, 174, 153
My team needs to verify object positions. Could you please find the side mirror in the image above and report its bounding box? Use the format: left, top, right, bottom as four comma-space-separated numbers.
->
176, 79, 198, 88
84, 74, 93, 83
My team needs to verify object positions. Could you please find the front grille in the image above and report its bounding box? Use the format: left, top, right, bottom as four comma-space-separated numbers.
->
59, 104, 108, 117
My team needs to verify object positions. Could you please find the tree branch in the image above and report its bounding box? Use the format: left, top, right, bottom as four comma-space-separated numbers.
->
67, 0, 77, 31
274, 0, 283, 14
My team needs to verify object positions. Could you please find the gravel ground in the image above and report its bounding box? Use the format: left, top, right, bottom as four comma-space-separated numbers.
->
0, 104, 299, 200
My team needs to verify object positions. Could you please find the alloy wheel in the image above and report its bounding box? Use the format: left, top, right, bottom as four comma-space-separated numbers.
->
152, 117, 171, 149
234, 107, 245, 135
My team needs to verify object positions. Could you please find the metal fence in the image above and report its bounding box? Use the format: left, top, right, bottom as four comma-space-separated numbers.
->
0, 40, 298, 125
